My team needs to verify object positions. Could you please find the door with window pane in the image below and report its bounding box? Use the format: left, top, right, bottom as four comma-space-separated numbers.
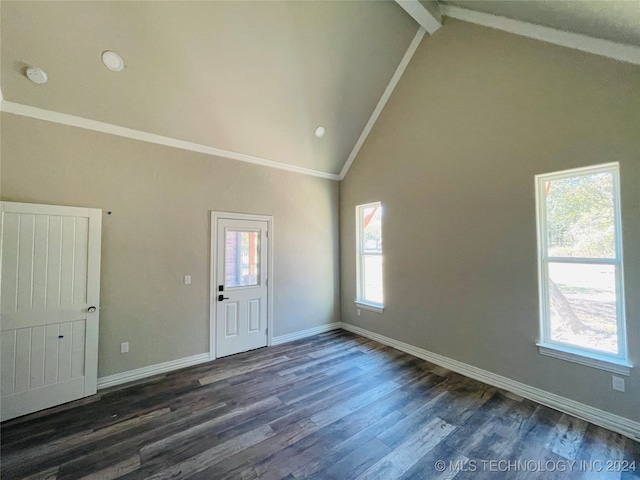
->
215, 218, 268, 357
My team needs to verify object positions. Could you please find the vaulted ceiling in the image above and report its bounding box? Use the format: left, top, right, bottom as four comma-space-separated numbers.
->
1, 1, 418, 177
443, 1, 640, 46
2, 1, 639, 179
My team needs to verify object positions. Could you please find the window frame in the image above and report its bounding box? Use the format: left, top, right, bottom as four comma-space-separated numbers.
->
535, 162, 631, 374
355, 202, 384, 313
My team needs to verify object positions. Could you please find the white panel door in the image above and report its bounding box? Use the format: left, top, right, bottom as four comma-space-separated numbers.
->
0, 202, 101, 421
215, 218, 268, 357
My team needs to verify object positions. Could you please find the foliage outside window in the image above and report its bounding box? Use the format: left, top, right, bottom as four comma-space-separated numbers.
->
536, 163, 628, 366
356, 202, 383, 310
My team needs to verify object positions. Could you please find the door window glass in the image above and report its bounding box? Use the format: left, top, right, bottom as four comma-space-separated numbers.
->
225, 230, 260, 287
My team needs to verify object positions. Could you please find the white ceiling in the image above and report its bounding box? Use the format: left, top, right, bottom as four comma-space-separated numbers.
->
1, 1, 638, 178
1, 1, 418, 176
443, 1, 640, 46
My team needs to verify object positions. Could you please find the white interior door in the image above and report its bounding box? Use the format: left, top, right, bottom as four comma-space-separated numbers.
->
215, 217, 268, 358
1, 202, 101, 421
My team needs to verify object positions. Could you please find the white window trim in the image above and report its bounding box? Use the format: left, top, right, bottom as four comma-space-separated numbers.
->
356, 202, 384, 313
537, 343, 631, 376
535, 162, 630, 373
355, 301, 385, 314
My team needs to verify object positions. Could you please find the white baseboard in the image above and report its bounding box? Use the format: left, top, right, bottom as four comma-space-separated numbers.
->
97, 321, 343, 390
95, 323, 639, 442
340, 323, 640, 442
271, 322, 342, 346
97, 353, 211, 390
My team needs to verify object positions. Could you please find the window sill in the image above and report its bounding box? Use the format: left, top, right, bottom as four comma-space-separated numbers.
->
537, 343, 632, 376
355, 301, 384, 314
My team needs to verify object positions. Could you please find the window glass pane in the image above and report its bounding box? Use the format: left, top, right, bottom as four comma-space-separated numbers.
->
363, 255, 383, 305
225, 230, 260, 287
362, 206, 382, 253
545, 172, 615, 258
548, 262, 618, 354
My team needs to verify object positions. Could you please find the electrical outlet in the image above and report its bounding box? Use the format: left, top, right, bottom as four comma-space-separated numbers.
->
121, 342, 129, 354
184, 275, 191, 285
612, 376, 625, 392
357, 308, 362, 316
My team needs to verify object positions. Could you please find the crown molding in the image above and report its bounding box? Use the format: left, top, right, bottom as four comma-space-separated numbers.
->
339, 27, 426, 180
5, 9, 635, 183
441, 5, 640, 65
0, 101, 341, 181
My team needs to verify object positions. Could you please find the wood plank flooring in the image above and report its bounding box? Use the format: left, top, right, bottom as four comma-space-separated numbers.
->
1, 330, 638, 479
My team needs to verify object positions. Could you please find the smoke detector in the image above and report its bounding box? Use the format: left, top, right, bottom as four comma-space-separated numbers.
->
26, 67, 48, 84
315, 126, 326, 138
101, 51, 125, 72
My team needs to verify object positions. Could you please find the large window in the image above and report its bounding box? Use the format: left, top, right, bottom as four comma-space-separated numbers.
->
535, 163, 629, 373
356, 202, 383, 312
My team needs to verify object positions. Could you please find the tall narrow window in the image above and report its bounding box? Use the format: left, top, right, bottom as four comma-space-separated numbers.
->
536, 163, 629, 373
356, 202, 383, 312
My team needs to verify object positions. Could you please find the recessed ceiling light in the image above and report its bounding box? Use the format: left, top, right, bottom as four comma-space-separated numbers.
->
26, 66, 48, 84
101, 50, 124, 72
315, 126, 326, 138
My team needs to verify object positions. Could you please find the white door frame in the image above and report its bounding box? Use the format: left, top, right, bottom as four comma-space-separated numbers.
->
210, 211, 273, 360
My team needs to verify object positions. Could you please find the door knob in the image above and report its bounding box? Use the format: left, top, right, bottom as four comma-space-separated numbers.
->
218, 295, 229, 302
88, 306, 97, 313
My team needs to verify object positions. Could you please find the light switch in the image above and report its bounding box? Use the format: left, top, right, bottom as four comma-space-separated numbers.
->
121, 342, 129, 354
612, 376, 625, 392
184, 275, 191, 285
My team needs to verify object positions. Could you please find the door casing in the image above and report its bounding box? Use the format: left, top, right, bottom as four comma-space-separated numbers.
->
210, 211, 273, 360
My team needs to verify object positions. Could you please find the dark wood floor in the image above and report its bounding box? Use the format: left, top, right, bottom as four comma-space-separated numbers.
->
1, 330, 638, 480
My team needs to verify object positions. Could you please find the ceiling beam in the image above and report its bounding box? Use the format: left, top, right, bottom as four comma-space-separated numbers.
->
395, 0, 441, 34
340, 28, 426, 180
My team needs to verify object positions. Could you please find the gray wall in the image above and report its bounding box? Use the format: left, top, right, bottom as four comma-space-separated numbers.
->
1, 113, 340, 377
340, 19, 640, 422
